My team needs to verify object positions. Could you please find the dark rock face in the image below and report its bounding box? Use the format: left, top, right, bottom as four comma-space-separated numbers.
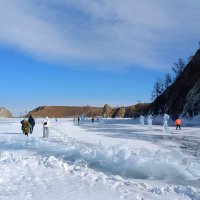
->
115, 107, 126, 118
102, 103, 150, 118
148, 49, 200, 119
0, 107, 12, 118
182, 79, 200, 116
124, 106, 135, 118
124, 104, 150, 118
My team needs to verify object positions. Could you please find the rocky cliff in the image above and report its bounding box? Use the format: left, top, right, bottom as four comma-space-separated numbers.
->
126, 103, 150, 118
0, 107, 12, 118
148, 49, 200, 119
102, 103, 149, 118
102, 104, 113, 118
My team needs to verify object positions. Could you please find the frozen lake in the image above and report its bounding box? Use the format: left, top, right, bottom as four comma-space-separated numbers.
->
0, 118, 199, 200
76, 119, 200, 183
79, 119, 200, 157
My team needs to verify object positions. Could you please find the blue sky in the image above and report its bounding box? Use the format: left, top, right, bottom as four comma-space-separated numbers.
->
0, 0, 200, 115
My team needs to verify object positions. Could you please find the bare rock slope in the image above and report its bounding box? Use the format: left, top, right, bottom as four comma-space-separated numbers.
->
28, 106, 103, 118
148, 49, 200, 119
0, 107, 12, 118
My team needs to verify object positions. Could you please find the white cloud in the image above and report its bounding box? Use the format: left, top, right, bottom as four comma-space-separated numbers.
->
0, 0, 200, 70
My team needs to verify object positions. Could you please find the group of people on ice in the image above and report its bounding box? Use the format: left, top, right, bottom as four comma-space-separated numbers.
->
20, 114, 182, 137
20, 115, 50, 137
20, 115, 35, 136
73, 116, 100, 124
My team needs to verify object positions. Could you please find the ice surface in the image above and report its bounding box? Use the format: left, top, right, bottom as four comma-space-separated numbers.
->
0, 118, 199, 200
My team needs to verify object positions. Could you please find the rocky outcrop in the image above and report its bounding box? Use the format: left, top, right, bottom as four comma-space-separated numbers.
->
182, 78, 200, 116
147, 49, 200, 119
128, 103, 150, 118
124, 106, 135, 118
0, 107, 12, 118
102, 103, 149, 118
102, 104, 113, 118
115, 107, 126, 118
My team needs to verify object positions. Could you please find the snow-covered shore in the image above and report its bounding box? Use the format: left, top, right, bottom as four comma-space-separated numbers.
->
0, 118, 199, 200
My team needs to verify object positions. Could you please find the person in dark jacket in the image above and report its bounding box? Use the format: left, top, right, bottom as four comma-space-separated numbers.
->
28, 115, 35, 133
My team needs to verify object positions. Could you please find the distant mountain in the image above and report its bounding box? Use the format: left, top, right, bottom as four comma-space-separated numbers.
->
148, 49, 200, 119
28, 103, 150, 118
0, 107, 12, 118
28, 106, 103, 118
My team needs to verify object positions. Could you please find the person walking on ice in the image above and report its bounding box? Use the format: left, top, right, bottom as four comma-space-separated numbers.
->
43, 116, 50, 138
20, 118, 30, 136
175, 117, 182, 130
28, 115, 35, 134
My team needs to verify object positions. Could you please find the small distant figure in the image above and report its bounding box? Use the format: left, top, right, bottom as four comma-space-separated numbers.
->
77, 117, 80, 124
139, 115, 145, 126
28, 115, 35, 134
20, 119, 30, 136
92, 117, 94, 123
55, 118, 58, 123
175, 118, 182, 130
73, 117, 76, 123
43, 116, 50, 138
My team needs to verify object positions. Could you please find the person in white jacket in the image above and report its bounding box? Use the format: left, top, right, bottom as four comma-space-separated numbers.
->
43, 116, 50, 138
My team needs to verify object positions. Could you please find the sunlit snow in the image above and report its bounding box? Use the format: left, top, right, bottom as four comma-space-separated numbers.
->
0, 118, 199, 200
